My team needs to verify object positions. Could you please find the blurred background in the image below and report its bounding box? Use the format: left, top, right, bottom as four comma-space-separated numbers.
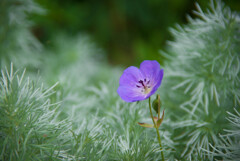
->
30, 0, 240, 66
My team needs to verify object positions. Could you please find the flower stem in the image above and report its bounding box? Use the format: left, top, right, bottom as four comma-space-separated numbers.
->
149, 97, 165, 161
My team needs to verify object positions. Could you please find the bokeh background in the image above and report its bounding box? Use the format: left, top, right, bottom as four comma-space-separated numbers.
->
31, 0, 240, 66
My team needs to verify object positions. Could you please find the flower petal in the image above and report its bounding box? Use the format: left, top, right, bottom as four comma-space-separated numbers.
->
117, 86, 145, 102
119, 66, 144, 87
140, 60, 161, 82
147, 69, 164, 97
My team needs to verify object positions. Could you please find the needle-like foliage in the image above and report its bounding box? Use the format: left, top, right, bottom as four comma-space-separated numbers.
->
160, 0, 240, 160
0, 64, 71, 160
207, 109, 240, 161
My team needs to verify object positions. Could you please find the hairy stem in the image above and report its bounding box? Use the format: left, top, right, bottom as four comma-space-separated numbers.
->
149, 97, 165, 161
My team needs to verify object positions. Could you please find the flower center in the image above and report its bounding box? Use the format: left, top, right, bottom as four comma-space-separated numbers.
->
136, 78, 152, 94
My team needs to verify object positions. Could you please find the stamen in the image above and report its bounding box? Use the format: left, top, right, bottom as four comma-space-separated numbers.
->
137, 79, 152, 93
138, 80, 145, 87
136, 85, 141, 88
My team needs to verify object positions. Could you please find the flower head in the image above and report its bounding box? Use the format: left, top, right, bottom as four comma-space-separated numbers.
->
117, 60, 164, 102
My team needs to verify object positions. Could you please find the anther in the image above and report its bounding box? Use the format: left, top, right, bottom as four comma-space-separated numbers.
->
138, 80, 145, 87
136, 85, 141, 88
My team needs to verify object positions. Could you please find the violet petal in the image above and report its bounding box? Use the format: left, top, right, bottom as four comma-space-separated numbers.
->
140, 60, 161, 82
117, 86, 145, 102
119, 66, 144, 87
147, 69, 164, 97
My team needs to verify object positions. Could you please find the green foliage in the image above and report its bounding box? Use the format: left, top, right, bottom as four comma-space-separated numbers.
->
160, 0, 240, 160
209, 109, 240, 160
0, 64, 71, 160
0, 0, 240, 160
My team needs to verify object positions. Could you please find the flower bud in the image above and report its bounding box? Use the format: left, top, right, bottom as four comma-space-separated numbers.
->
152, 94, 161, 114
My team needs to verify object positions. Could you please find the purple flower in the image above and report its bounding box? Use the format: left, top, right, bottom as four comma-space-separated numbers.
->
117, 60, 164, 102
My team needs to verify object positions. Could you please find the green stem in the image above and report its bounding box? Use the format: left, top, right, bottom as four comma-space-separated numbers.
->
149, 97, 165, 161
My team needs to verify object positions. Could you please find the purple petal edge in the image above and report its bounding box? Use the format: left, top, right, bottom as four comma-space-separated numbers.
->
147, 69, 164, 97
